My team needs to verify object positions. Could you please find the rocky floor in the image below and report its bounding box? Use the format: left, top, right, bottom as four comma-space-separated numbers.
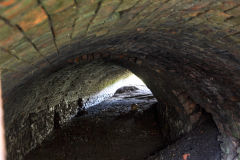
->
24, 86, 221, 160
147, 118, 221, 160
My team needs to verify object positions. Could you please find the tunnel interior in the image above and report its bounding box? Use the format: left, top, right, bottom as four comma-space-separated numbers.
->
23, 63, 221, 160
1, 59, 228, 160
0, 0, 240, 160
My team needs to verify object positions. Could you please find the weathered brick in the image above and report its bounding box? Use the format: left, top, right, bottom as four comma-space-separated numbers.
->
52, 6, 77, 47
74, 56, 80, 64
18, 6, 47, 31
0, 21, 23, 49
41, 0, 75, 15
81, 55, 88, 60
2, 0, 38, 24
93, 53, 101, 59
87, 54, 94, 61
8, 40, 42, 63
136, 59, 142, 65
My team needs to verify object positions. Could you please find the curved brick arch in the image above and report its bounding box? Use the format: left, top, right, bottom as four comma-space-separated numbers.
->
0, 0, 240, 159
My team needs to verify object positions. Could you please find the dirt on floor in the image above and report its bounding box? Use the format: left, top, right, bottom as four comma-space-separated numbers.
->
147, 117, 222, 160
24, 86, 221, 160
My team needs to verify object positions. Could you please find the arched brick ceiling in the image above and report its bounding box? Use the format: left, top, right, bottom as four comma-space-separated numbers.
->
1, 0, 240, 159
0, 0, 240, 159
0, 0, 240, 93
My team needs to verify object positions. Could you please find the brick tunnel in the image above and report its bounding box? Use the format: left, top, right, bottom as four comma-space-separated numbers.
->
0, 0, 240, 160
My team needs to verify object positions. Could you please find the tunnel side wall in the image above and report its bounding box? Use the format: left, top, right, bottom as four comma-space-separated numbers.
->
2, 29, 240, 159
4, 61, 130, 160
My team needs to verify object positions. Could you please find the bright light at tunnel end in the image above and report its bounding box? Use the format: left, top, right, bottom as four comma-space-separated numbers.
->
83, 73, 151, 108
121, 74, 146, 86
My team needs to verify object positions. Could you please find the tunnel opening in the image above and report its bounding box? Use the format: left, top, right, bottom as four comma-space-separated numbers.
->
1, 0, 240, 159
24, 71, 163, 160
2, 59, 223, 160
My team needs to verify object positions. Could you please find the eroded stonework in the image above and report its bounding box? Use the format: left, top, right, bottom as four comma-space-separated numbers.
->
4, 61, 129, 159
1, 0, 240, 159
